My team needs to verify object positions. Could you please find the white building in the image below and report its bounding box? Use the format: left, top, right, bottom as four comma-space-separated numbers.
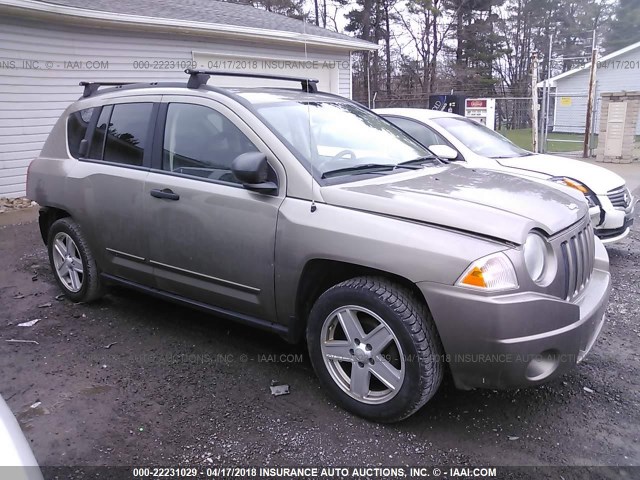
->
540, 41, 640, 135
0, 0, 376, 198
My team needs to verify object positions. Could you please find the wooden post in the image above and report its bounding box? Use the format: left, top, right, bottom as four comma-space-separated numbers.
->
531, 53, 539, 153
584, 30, 598, 158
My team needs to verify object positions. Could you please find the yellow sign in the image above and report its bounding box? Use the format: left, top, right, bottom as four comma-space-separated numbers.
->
559, 97, 572, 106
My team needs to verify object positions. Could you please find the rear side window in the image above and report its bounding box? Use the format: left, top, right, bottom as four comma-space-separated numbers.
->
67, 108, 94, 158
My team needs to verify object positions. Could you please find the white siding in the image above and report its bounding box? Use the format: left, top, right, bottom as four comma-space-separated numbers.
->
0, 17, 353, 197
553, 46, 640, 135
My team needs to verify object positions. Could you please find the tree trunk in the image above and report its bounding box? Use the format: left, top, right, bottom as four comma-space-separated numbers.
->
314, 0, 319, 26
384, 2, 392, 94
429, 0, 439, 95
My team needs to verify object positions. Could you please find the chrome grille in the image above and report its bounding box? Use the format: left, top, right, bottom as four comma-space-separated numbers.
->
560, 222, 595, 300
607, 186, 630, 209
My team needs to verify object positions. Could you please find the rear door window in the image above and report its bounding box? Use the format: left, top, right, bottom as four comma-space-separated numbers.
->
101, 103, 154, 166
88, 106, 112, 160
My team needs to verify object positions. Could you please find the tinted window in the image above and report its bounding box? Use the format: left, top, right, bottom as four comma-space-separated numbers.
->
386, 116, 448, 148
103, 103, 153, 166
88, 105, 112, 160
67, 108, 94, 158
163, 103, 258, 184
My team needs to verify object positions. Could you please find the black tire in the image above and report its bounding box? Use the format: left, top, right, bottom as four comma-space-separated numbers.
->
306, 276, 443, 422
47, 217, 104, 303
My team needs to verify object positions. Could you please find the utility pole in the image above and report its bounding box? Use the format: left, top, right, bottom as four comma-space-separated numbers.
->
583, 29, 598, 158
531, 52, 539, 153
542, 35, 553, 154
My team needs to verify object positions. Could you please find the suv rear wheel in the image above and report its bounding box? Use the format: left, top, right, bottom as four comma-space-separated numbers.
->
47, 218, 104, 303
307, 276, 443, 422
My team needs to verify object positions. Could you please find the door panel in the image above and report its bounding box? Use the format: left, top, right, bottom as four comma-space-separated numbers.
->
144, 98, 284, 320
144, 174, 281, 317
67, 97, 160, 286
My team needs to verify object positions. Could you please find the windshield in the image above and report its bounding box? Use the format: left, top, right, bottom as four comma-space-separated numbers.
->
432, 117, 531, 159
255, 100, 430, 178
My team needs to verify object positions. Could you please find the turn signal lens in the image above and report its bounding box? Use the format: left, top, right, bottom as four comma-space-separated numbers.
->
456, 252, 518, 291
563, 179, 588, 193
461, 266, 486, 287
550, 176, 589, 194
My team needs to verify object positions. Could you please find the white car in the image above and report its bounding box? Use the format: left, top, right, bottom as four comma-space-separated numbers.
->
0, 395, 43, 480
376, 108, 636, 243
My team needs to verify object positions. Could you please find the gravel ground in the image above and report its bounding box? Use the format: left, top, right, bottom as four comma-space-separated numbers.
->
0, 205, 638, 478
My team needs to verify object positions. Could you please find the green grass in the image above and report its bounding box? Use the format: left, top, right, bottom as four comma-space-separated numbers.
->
499, 128, 590, 153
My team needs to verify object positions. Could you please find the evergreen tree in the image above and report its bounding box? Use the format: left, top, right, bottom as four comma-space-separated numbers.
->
604, 0, 640, 52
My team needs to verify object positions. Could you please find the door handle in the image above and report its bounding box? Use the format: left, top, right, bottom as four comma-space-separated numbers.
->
150, 188, 180, 201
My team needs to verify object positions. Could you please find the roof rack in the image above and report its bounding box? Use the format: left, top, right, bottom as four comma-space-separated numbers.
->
80, 81, 137, 97
184, 69, 319, 93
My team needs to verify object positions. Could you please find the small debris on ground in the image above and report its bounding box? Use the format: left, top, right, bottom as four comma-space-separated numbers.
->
104, 342, 118, 349
270, 381, 290, 396
6, 339, 39, 345
13, 294, 25, 299
30, 401, 41, 409
0, 197, 36, 213
17, 319, 41, 327
583, 387, 595, 394
508, 436, 520, 441
55, 294, 65, 301
37, 302, 52, 308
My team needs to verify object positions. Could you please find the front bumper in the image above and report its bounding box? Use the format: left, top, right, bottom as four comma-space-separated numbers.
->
594, 194, 636, 243
418, 241, 611, 390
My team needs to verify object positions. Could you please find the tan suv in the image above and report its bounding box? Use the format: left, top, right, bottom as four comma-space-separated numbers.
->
26, 70, 611, 422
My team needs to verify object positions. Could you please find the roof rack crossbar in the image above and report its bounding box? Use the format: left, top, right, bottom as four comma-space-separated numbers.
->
79, 81, 136, 97
184, 69, 319, 93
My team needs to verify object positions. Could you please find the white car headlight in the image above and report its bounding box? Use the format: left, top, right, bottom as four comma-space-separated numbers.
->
523, 232, 547, 282
550, 177, 597, 208
456, 252, 518, 291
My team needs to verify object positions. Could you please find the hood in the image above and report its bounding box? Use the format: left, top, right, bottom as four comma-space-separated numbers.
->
496, 154, 625, 194
321, 164, 588, 244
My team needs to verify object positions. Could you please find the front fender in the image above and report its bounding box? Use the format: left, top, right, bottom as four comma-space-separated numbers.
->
274, 198, 509, 327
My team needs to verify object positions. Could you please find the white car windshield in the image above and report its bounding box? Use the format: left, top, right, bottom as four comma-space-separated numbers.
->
255, 100, 432, 178
433, 117, 531, 159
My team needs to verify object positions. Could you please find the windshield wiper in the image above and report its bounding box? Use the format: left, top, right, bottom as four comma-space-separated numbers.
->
321, 163, 396, 179
396, 156, 443, 167
321, 158, 437, 179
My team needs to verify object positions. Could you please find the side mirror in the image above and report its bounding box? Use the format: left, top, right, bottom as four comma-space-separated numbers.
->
231, 152, 277, 194
429, 144, 459, 161
78, 139, 89, 158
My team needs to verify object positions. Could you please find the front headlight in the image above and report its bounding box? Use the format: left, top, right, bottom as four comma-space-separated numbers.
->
550, 176, 597, 208
456, 252, 518, 291
523, 232, 547, 282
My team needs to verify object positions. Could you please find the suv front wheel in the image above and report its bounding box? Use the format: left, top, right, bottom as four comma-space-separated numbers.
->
307, 276, 443, 422
47, 218, 104, 303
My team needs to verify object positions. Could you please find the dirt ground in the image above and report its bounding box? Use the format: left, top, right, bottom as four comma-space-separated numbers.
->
0, 205, 638, 478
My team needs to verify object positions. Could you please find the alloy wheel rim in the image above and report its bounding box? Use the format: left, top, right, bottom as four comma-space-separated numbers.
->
52, 232, 84, 293
320, 305, 405, 405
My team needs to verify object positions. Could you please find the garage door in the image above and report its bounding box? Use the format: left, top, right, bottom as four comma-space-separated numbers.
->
192, 52, 339, 94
